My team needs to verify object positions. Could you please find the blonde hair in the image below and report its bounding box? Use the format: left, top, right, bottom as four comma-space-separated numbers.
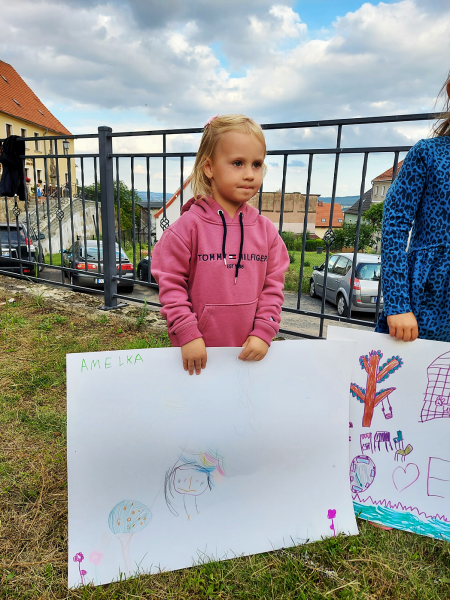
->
433, 70, 450, 137
190, 114, 267, 199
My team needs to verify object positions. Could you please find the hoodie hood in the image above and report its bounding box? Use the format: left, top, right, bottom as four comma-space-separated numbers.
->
180, 196, 260, 226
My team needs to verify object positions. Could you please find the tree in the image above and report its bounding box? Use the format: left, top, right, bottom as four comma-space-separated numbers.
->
364, 201, 384, 230
350, 350, 403, 427
333, 221, 376, 251
83, 180, 140, 232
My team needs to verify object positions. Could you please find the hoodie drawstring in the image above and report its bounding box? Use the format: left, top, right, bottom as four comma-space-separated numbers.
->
218, 209, 244, 283
218, 210, 227, 266
235, 211, 244, 284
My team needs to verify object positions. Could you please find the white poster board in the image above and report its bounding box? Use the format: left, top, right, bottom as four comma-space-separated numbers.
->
328, 326, 450, 540
67, 341, 358, 587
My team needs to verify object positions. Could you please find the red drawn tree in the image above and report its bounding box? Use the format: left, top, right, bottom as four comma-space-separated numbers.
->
350, 350, 403, 427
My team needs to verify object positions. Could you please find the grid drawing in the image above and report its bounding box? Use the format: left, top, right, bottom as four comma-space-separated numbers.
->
421, 352, 450, 422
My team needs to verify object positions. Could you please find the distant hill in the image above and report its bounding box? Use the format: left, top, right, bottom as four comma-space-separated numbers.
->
136, 191, 174, 203
320, 196, 360, 209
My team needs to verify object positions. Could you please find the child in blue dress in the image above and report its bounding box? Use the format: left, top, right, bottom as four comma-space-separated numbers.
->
376, 72, 450, 342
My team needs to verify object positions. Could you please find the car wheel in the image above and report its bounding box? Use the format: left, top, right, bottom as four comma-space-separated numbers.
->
137, 267, 143, 281
337, 294, 348, 317
309, 279, 318, 298
38, 250, 45, 273
121, 286, 134, 294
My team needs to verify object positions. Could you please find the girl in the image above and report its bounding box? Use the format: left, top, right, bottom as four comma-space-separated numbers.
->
376, 72, 450, 342
151, 114, 290, 375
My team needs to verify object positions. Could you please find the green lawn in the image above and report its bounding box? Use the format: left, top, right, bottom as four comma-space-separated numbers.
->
284, 251, 331, 294
1, 284, 450, 599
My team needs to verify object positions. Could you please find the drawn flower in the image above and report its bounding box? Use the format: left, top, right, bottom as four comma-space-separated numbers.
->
80, 570, 87, 577
327, 509, 337, 520
73, 552, 84, 563
88, 551, 103, 566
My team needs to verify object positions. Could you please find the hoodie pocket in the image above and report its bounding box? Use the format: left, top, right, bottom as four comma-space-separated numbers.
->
198, 299, 259, 347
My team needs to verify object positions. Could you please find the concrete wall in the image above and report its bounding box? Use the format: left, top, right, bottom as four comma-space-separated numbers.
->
0, 197, 101, 255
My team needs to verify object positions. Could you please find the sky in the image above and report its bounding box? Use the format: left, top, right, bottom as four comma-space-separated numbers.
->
1, 0, 450, 196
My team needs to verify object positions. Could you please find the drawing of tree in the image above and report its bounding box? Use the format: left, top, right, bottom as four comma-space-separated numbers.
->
350, 350, 403, 427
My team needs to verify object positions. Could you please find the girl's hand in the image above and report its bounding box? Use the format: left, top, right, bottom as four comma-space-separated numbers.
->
238, 336, 269, 361
181, 338, 207, 375
386, 312, 419, 341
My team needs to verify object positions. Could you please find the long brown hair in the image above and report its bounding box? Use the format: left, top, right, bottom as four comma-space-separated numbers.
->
433, 70, 450, 137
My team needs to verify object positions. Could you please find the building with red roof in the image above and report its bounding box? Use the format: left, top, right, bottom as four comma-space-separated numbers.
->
0, 60, 75, 196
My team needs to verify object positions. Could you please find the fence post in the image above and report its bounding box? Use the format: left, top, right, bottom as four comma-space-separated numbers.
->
98, 126, 121, 310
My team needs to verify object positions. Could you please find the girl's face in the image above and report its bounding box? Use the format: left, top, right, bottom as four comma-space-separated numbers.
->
203, 131, 265, 216
173, 466, 209, 496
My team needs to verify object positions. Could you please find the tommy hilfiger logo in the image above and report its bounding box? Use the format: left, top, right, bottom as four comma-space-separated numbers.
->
197, 253, 268, 262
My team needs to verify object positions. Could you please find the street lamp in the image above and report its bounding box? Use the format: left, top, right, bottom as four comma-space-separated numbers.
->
63, 139, 70, 155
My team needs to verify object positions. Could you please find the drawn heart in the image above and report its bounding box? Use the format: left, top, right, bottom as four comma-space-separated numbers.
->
392, 463, 420, 492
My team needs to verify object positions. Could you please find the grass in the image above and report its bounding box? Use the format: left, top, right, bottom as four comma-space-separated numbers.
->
284, 251, 330, 294
1, 289, 450, 599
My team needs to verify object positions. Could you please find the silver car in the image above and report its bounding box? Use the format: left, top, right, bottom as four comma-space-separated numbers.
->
309, 253, 383, 316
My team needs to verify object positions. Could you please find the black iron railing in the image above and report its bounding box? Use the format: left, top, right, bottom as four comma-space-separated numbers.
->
0, 112, 438, 338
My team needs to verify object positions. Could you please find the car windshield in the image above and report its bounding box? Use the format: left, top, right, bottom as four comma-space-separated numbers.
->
357, 263, 381, 281
82, 247, 129, 261
0, 229, 25, 244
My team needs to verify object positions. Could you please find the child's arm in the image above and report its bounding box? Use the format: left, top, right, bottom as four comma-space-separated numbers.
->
242, 229, 290, 357
381, 141, 427, 341
151, 229, 206, 370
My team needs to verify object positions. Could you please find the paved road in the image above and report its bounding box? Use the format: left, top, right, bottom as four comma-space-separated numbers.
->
40, 267, 377, 339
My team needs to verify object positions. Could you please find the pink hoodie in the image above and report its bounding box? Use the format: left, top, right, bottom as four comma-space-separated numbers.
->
151, 197, 290, 348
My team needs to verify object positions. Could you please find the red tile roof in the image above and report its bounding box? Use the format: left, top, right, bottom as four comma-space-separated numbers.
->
0, 61, 71, 136
372, 160, 404, 182
315, 202, 344, 228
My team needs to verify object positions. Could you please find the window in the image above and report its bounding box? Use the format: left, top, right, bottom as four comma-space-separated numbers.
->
25, 168, 29, 180
49, 140, 54, 154
38, 109, 44, 116
326, 255, 339, 272
20, 128, 28, 149
333, 256, 351, 276
321, 218, 326, 223
356, 263, 381, 281
338, 218, 343, 223
34, 133, 40, 152
381, 185, 385, 196
374, 186, 378, 196
37, 170, 42, 183
64, 172, 69, 184
1, 75, 7, 83
6, 124, 12, 137
12, 98, 20, 106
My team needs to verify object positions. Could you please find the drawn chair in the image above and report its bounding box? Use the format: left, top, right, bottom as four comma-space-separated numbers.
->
374, 431, 393, 452
395, 443, 413, 462
393, 430, 404, 450
360, 432, 373, 454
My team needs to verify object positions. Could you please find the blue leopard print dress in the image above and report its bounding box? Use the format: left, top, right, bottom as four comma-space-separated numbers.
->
376, 135, 450, 341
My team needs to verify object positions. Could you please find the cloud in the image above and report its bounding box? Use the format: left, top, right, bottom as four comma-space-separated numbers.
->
288, 160, 306, 167
268, 162, 280, 168
1, 0, 449, 133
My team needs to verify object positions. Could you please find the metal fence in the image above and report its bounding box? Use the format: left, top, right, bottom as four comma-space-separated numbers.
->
0, 113, 438, 339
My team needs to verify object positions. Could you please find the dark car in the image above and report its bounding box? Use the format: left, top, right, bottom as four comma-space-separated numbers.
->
62, 240, 134, 293
0, 221, 44, 276
136, 255, 157, 285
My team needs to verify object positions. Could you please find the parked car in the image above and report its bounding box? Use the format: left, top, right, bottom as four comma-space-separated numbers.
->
136, 255, 157, 285
309, 252, 383, 316
62, 240, 134, 293
0, 221, 44, 276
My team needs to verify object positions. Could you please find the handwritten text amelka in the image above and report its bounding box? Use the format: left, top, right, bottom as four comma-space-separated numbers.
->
80, 353, 144, 372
